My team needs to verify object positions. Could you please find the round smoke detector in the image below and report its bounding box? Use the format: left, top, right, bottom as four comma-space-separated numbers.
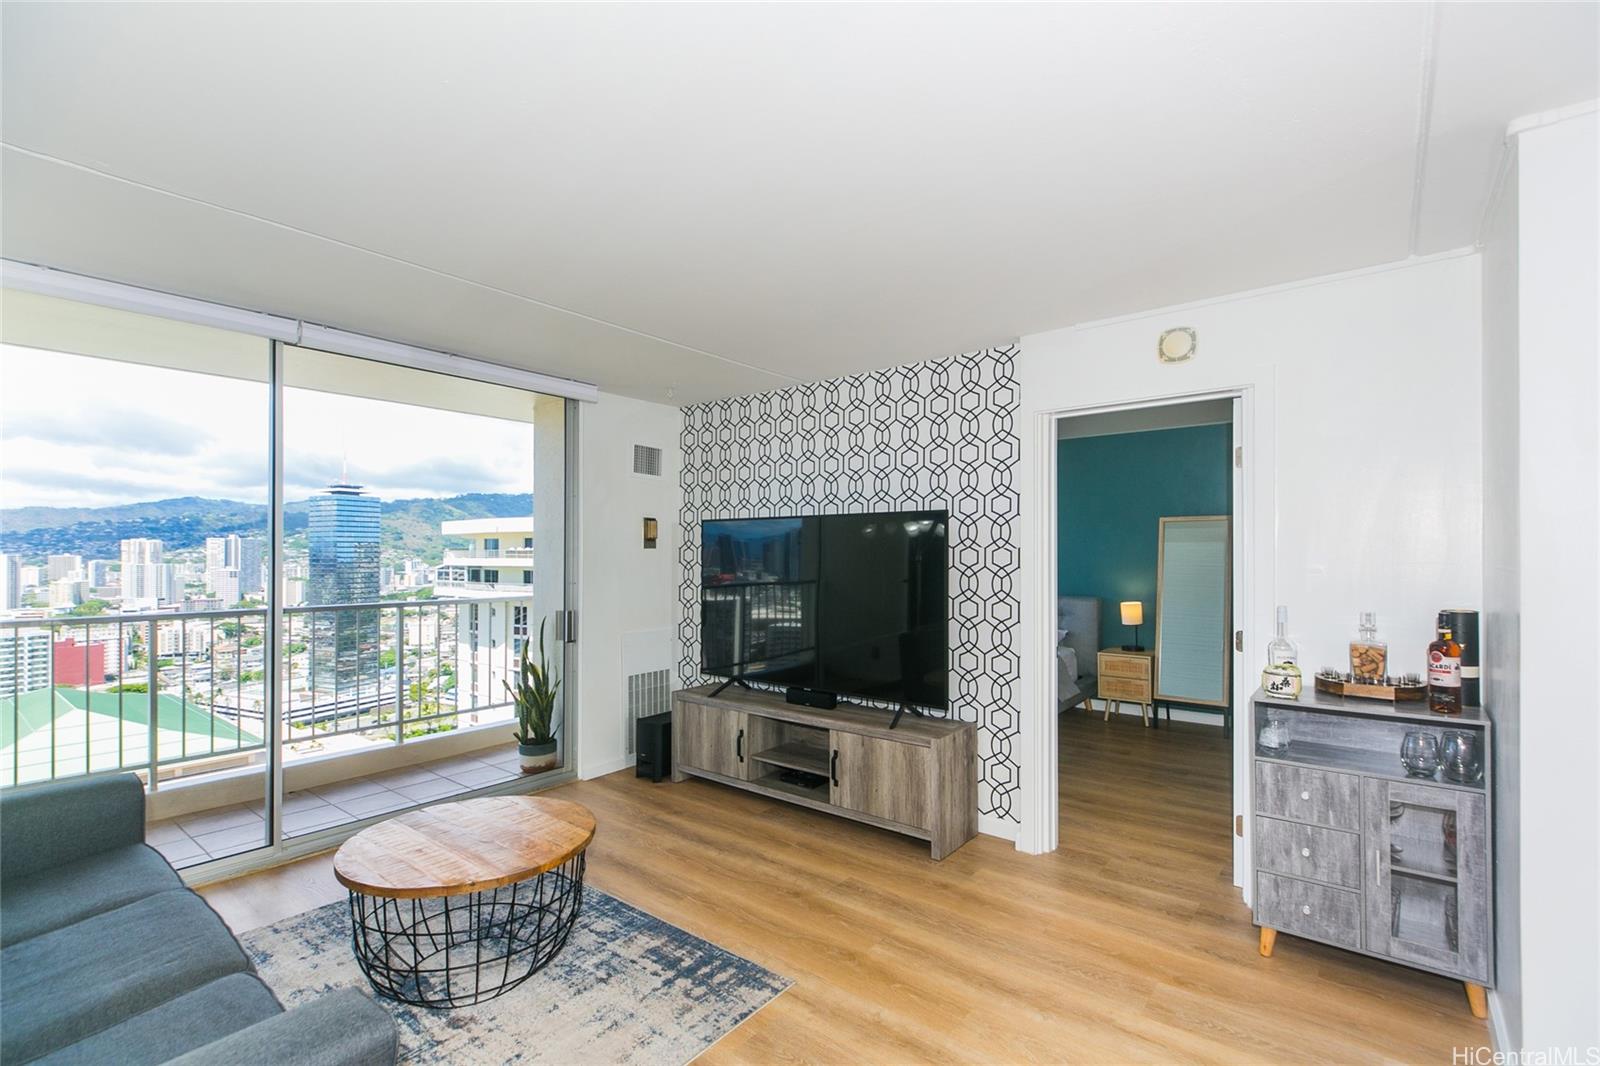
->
1158, 327, 1196, 363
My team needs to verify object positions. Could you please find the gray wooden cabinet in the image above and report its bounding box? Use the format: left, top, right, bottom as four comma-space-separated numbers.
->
671, 685, 977, 860
1251, 688, 1493, 1018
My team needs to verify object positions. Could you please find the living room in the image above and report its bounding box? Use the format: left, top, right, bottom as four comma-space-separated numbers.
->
0, 4, 1596, 1064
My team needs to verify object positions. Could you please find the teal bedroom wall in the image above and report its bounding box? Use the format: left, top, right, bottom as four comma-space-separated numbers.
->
1057, 422, 1232, 655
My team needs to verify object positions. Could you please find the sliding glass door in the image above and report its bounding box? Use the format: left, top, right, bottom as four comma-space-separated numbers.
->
0, 286, 573, 871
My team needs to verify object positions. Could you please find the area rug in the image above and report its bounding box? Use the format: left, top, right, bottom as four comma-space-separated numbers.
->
241, 888, 791, 1065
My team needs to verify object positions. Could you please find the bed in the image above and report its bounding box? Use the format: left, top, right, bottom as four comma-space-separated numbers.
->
1057, 595, 1101, 712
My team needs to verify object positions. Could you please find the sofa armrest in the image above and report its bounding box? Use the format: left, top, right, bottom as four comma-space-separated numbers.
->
165, 990, 397, 1066
0, 773, 146, 884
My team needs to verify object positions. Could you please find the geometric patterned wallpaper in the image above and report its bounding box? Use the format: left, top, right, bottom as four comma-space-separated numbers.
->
676, 345, 1022, 824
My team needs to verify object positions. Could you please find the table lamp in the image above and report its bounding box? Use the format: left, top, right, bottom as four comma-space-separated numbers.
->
1120, 600, 1145, 651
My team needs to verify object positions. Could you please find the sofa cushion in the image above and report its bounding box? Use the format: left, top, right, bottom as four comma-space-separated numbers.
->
0, 843, 183, 948
30, 973, 282, 1066
0, 888, 252, 1064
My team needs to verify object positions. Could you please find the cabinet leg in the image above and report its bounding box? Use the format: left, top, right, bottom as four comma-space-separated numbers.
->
1102, 698, 1112, 723
1258, 927, 1277, 957
1464, 982, 1488, 1019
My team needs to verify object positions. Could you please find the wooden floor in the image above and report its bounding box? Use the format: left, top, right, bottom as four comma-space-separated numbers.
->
201, 710, 1490, 1063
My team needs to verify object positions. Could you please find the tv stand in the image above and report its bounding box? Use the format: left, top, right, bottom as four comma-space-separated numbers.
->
671, 684, 977, 859
708, 675, 754, 699
889, 702, 926, 730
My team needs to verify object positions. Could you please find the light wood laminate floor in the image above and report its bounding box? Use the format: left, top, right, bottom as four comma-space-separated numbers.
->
200, 711, 1490, 1063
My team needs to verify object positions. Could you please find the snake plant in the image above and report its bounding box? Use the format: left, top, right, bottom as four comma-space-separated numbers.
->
507, 618, 560, 747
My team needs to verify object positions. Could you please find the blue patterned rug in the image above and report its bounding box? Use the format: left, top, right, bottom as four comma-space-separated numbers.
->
242, 888, 791, 1065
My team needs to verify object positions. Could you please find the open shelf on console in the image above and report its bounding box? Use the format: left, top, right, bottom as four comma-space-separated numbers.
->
751, 740, 830, 776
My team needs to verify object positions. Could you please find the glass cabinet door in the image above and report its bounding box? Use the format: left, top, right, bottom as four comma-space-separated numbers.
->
1362, 778, 1490, 982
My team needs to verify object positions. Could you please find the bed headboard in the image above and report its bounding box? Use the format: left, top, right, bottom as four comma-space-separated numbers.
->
1057, 595, 1102, 676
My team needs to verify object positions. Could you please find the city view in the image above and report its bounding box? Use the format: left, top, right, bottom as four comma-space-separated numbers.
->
0, 338, 554, 864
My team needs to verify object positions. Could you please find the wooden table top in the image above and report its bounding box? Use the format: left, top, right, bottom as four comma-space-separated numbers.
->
333, 795, 596, 900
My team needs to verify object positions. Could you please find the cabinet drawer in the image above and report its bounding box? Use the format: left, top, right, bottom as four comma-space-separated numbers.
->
1255, 816, 1362, 889
1099, 675, 1151, 701
1099, 654, 1152, 680
1255, 762, 1361, 831
1255, 872, 1362, 951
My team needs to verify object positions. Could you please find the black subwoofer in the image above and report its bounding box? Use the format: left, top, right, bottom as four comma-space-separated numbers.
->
635, 711, 672, 782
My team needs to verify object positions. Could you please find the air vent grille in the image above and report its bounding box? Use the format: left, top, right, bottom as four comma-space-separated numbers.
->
632, 444, 662, 477
625, 668, 672, 754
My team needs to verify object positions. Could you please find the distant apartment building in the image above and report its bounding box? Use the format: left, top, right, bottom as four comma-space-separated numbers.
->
307, 480, 381, 705
52, 635, 108, 687
437, 517, 534, 708
205, 534, 263, 599
155, 618, 212, 658
46, 554, 83, 582
86, 560, 117, 588
209, 568, 241, 608
0, 629, 52, 693
0, 553, 20, 610
120, 538, 177, 609
48, 578, 88, 609
18, 565, 42, 590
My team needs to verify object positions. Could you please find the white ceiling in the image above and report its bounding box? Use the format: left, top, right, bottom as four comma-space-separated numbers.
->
2, 3, 1595, 404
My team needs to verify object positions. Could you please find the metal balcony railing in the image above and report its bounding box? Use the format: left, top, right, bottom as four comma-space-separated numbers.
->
442, 547, 535, 561
0, 592, 537, 792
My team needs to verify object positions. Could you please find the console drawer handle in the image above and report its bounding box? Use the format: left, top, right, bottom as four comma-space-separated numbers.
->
736, 729, 744, 763
831, 749, 840, 788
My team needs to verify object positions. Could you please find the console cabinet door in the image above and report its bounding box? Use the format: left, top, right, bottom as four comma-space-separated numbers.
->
830, 731, 931, 829
677, 704, 748, 780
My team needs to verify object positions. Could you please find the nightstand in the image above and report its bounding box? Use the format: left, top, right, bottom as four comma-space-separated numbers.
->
1096, 649, 1156, 727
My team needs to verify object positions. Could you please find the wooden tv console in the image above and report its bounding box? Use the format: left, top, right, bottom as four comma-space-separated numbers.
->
671, 685, 978, 860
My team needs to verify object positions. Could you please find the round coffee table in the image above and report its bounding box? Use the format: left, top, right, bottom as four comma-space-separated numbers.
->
333, 794, 596, 1009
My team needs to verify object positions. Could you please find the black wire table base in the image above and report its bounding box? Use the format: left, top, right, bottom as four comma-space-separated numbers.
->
347, 852, 586, 1008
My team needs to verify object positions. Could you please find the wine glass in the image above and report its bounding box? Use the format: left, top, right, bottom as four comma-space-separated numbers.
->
1400, 731, 1440, 779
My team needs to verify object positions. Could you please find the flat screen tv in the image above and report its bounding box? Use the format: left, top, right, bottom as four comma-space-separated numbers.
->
700, 510, 948, 719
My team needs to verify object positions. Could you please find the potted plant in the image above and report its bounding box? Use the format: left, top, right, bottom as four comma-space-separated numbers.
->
507, 618, 560, 773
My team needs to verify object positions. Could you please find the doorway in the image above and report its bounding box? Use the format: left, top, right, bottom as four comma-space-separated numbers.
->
1049, 394, 1247, 888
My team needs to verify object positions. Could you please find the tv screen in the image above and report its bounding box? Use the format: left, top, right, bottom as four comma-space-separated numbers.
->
700, 511, 948, 711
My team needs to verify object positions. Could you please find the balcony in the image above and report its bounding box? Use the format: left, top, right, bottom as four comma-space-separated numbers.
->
0, 592, 552, 869
442, 546, 535, 562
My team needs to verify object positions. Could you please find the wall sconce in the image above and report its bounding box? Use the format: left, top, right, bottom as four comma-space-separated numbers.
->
643, 517, 658, 549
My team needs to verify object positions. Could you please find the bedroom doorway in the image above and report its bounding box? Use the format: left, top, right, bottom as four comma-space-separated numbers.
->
1052, 397, 1240, 890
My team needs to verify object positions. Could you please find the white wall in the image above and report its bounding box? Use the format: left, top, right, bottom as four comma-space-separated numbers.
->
1017, 253, 1484, 862
1509, 108, 1600, 1053
1481, 134, 1524, 1049
574, 392, 683, 780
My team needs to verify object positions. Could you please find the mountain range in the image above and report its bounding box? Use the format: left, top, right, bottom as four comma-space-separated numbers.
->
0, 493, 533, 563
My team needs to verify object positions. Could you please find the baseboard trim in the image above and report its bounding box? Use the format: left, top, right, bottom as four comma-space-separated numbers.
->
1095, 703, 1227, 728
1487, 989, 1512, 1055
980, 813, 1020, 841
579, 755, 635, 780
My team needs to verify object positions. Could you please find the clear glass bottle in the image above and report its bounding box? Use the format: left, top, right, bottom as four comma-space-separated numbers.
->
1266, 605, 1298, 667
1262, 606, 1302, 699
1350, 610, 1387, 682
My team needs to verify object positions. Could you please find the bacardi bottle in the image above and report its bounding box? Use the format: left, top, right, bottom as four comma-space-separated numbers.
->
1428, 614, 1463, 715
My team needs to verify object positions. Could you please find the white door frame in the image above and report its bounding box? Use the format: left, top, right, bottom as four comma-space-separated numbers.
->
1017, 384, 1257, 899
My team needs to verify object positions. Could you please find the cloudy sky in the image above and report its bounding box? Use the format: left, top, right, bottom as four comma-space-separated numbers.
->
0, 346, 535, 510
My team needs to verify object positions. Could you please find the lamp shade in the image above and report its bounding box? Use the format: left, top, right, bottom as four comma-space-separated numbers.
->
1120, 601, 1144, 626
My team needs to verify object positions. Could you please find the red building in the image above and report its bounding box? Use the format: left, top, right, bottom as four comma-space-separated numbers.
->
53, 636, 108, 687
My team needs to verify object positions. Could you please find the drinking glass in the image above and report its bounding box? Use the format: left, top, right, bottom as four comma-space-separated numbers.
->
1440, 730, 1484, 784
1400, 731, 1440, 779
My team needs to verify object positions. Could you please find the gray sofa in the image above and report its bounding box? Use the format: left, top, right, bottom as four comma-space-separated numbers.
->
0, 774, 398, 1065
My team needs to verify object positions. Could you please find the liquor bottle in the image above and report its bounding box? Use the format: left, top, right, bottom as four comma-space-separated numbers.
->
1350, 611, 1387, 682
1428, 614, 1463, 715
1262, 606, 1302, 699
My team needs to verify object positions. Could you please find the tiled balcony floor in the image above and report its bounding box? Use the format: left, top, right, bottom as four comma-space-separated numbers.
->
147, 743, 526, 868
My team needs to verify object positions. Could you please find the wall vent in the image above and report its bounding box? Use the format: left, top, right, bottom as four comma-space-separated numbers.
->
632, 444, 662, 477
625, 668, 672, 754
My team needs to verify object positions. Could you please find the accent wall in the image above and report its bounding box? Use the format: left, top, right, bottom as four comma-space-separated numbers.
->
676, 346, 1022, 831
1057, 422, 1232, 657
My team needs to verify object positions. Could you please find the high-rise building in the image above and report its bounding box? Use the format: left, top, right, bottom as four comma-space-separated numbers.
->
49, 578, 88, 609
120, 538, 172, 609
53, 635, 107, 687
86, 560, 117, 588
307, 480, 381, 707
0, 629, 52, 694
47, 554, 84, 582
209, 567, 241, 608
206, 535, 264, 599
0, 553, 21, 611
436, 517, 535, 710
